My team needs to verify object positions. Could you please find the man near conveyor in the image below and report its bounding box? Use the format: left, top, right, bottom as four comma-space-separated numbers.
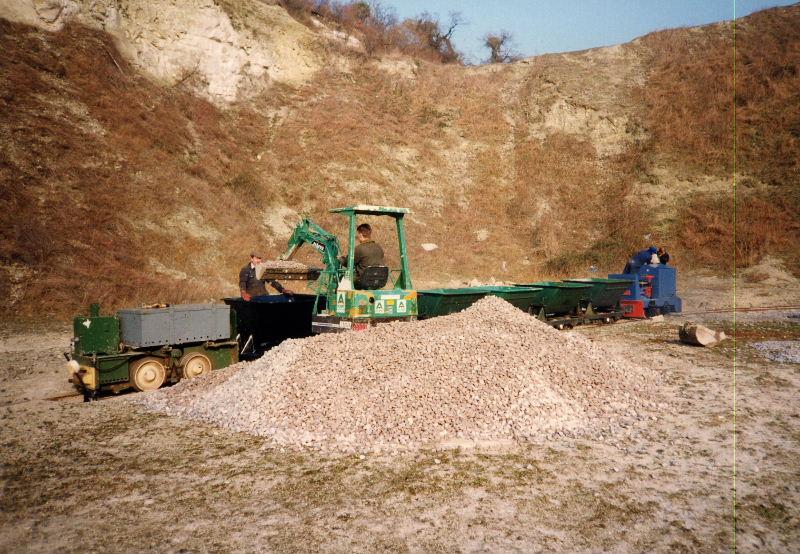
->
239, 252, 289, 301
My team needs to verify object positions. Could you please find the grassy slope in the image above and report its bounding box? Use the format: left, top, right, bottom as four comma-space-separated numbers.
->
638, 7, 800, 271
1, 5, 798, 319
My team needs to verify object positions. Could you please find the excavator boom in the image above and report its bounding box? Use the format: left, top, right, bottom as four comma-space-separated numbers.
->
278, 218, 343, 306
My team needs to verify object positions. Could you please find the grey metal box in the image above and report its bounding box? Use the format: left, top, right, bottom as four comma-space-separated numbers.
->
118, 303, 231, 348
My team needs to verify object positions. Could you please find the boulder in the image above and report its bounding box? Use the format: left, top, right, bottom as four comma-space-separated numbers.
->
679, 322, 727, 347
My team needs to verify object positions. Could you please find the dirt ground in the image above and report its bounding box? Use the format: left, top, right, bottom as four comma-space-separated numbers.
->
1, 274, 798, 553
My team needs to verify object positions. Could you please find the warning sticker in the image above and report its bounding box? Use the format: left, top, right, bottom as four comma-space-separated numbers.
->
397, 299, 407, 313
375, 300, 385, 314
336, 292, 346, 313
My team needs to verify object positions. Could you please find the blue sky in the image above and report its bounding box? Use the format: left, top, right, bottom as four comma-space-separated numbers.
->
379, 1, 797, 63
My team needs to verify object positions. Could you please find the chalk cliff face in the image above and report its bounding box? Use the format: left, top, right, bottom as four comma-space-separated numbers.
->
1, 0, 320, 103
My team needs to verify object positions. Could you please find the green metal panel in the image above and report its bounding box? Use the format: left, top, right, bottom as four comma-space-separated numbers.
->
182, 342, 239, 369
330, 205, 410, 216
562, 278, 630, 310
75, 352, 137, 386
73, 315, 120, 355
473, 286, 544, 311
335, 289, 417, 318
395, 215, 413, 290
417, 288, 488, 318
96, 354, 138, 385
514, 282, 591, 316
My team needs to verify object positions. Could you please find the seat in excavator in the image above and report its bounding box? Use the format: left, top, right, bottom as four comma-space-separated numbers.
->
356, 266, 389, 290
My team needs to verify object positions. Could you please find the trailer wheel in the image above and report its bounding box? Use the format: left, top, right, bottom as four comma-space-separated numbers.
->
181, 353, 212, 380
131, 357, 166, 392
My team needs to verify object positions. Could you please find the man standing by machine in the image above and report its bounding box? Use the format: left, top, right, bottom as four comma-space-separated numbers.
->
345, 223, 385, 289
239, 252, 289, 301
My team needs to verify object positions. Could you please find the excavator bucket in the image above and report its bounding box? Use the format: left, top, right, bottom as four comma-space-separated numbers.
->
255, 260, 322, 281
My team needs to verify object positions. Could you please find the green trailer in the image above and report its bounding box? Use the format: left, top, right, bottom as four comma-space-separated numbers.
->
472, 286, 544, 312
514, 281, 591, 318
66, 303, 238, 400
562, 278, 630, 314
417, 288, 489, 318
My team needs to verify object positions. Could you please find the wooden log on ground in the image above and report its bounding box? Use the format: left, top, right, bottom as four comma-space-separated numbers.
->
679, 322, 727, 346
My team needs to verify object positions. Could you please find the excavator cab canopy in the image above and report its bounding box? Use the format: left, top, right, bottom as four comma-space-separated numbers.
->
329, 205, 410, 217
275, 205, 417, 325
330, 205, 413, 293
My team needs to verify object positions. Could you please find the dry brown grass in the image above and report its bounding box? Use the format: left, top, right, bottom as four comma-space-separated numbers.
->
677, 193, 800, 271
278, 0, 463, 63
639, 5, 800, 191
637, 5, 800, 275
0, 20, 273, 318
2, 4, 798, 320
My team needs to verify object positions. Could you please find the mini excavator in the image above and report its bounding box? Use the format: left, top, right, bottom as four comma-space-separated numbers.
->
260, 205, 418, 333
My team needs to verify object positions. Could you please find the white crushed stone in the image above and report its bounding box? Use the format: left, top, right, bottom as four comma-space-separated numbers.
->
258, 260, 310, 271
752, 341, 800, 364
135, 297, 668, 452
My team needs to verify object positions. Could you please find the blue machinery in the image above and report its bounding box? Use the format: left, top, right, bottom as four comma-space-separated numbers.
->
609, 264, 683, 318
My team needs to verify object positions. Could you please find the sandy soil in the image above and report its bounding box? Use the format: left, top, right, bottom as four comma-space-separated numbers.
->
1, 277, 798, 552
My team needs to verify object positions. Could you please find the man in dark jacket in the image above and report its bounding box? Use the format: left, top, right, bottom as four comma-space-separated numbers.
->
341, 223, 385, 289
239, 252, 288, 301
623, 246, 658, 274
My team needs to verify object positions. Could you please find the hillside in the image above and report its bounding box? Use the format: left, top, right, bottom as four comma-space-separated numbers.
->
1, 1, 799, 319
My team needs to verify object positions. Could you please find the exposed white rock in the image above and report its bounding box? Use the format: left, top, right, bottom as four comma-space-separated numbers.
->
0, 0, 320, 104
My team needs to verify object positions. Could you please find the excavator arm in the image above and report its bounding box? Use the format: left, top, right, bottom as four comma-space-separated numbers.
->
280, 218, 343, 301
281, 218, 341, 267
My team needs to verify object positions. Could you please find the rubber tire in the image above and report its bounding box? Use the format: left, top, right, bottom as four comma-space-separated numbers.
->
131, 357, 166, 392
181, 353, 212, 380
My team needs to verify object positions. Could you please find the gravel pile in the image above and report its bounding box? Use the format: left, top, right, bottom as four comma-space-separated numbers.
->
136, 297, 667, 452
259, 260, 310, 271
752, 341, 800, 364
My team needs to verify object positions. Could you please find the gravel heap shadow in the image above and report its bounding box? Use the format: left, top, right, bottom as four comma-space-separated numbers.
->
136, 297, 667, 452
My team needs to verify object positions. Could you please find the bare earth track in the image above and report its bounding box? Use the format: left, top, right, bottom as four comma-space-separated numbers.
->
1, 277, 799, 552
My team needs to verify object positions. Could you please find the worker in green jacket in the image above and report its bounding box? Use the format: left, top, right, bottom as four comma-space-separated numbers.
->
340, 223, 385, 289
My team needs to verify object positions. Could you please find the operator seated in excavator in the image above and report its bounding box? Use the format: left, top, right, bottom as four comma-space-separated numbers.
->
340, 223, 388, 290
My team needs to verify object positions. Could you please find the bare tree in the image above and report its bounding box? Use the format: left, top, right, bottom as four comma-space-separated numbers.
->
404, 11, 464, 63
484, 30, 519, 64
